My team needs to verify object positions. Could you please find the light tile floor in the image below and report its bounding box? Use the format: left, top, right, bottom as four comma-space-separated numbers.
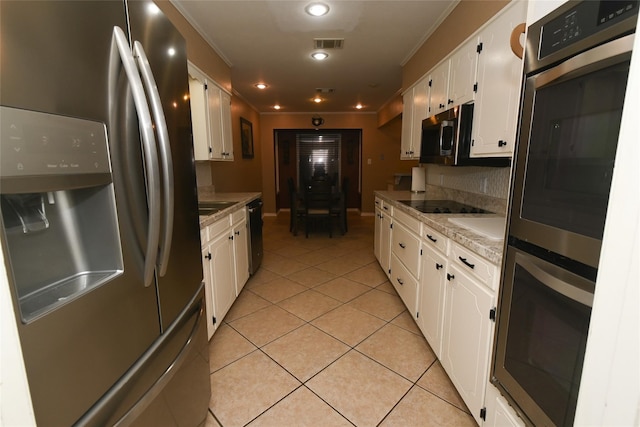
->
205, 213, 476, 427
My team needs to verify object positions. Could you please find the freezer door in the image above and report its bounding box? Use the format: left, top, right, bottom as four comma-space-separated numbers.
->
0, 2, 161, 426
127, 0, 204, 330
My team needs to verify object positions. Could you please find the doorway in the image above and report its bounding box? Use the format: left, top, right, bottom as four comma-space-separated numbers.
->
275, 129, 361, 211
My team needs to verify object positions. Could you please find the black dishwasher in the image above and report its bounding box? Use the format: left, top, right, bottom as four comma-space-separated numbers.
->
247, 198, 263, 274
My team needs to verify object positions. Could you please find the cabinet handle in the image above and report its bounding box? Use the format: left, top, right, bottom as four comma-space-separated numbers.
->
229, 235, 233, 240
383, 206, 388, 211
235, 230, 240, 236
436, 263, 443, 270
205, 253, 212, 260
458, 256, 475, 269
498, 140, 507, 147
399, 242, 406, 249
396, 278, 404, 286
447, 273, 455, 281
426, 234, 437, 243
448, 99, 453, 105
439, 103, 445, 109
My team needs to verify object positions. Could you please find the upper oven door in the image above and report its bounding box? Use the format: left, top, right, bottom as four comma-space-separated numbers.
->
509, 34, 634, 268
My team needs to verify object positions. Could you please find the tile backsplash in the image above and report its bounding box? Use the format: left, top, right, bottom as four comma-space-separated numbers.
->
422, 164, 511, 215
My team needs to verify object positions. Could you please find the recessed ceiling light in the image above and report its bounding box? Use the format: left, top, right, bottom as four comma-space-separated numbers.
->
305, 2, 329, 17
311, 52, 328, 61
313, 96, 323, 103
254, 83, 268, 89
355, 103, 363, 109
273, 104, 281, 110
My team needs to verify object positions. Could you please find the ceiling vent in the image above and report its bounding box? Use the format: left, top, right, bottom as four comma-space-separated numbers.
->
315, 88, 335, 93
313, 38, 344, 49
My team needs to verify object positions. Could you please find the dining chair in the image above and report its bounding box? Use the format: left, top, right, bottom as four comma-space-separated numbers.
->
304, 180, 333, 238
287, 177, 305, 235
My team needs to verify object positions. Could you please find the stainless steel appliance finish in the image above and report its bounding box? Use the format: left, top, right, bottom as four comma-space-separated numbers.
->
247, 198, 264, 275
493, 2, 637, 426
509, 0, 637, 269
0, 1, 209, 425
419, 104, 509, 166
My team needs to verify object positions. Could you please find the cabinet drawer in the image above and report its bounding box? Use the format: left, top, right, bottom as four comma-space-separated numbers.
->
393, 208, 421, 235
450, 242, 497, 290
231, 206, 246, 224
422, 224, 448, 254
207, 215, 230, 241
390, 253, 418, 316
391, 220, 421, 278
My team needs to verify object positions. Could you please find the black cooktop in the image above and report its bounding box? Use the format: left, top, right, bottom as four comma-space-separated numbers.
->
399, 199, 488, 214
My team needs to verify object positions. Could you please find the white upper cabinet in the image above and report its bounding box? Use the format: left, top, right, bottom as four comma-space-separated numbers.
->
188, 63, 234, 161
449, 37, 479, 108
428, 60, 451, 115
471, 1, 527, 158
401, 78, 430, 160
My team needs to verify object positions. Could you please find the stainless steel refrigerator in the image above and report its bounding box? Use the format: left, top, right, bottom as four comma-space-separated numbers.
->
0, 1, 210, 425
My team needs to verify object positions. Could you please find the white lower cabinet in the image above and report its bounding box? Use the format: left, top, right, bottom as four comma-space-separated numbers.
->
231, 212, 249, 295
417, 243, 447, 359
374, 199, 393, 278
201, 206, 250, 340
484, 383, 525, 427
390, 253, 418, 316
441, 263, 495, 426
206, 224, 235, 336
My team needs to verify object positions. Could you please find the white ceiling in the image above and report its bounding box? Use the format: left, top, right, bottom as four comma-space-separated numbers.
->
172, 1, 458, 113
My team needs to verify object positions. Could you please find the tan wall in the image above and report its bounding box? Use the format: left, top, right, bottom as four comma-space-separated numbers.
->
402, 0, 510, 90
377, 93, 403, 127
259, 113, 413, 214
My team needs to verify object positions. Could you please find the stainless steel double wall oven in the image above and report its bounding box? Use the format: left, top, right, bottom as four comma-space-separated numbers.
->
492, 1, 638, 426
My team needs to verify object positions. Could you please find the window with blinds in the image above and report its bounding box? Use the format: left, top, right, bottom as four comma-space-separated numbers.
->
297, 134, 341, 187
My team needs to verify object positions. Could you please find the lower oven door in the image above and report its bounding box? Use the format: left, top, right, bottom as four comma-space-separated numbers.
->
492, 244, 594, 427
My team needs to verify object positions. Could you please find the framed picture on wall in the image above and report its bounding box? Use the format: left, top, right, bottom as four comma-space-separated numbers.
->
240, 117, 254, 158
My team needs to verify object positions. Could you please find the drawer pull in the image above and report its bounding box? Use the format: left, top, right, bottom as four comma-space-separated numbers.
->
447, 273, 455, 281
396, 278, 404, 286
436, 263, 443, 270
399, 242, 406, 249
459, 256, 475, 269
426, 234, 437, 243
205, 253, 212, 260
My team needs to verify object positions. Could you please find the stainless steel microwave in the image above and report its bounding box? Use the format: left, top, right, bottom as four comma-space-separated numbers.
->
419, 104, 510, 166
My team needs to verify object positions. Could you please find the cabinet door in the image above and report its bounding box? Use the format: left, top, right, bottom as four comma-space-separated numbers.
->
219, 90, 234, 160
449, 37, 479, 107
442, 265, 495, 426
188, 76, 211, 160
374, 207, 382, 261
400, 89, 415, 159
409, 78, 430, 159
380, 212, 392, 278
429, 60, 450, 115
207, 83, 224, 159
209, 231, 235, 324
484, 383, 526, 427
417, 244, 447, 359
202, 247, 216, 339
471, 1, 526, 157
232, 219, 249, 295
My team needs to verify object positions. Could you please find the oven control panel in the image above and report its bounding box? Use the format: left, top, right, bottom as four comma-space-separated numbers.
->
540, 0, 637, 59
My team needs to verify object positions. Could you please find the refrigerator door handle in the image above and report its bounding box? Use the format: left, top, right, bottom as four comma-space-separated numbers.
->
133, 41, 175, 277
112, 26, 161, 287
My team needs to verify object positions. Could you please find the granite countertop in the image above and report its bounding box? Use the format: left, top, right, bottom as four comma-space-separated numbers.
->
375, 191, 506, 264
198, 192, 262, 228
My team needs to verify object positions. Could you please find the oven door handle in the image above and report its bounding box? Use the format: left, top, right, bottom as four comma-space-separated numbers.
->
515, 252, 594, 307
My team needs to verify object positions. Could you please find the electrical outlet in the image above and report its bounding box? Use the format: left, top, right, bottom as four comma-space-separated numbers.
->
367, 158, 372, 165
439, 173, 444, 185
482, 177, 488, 194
